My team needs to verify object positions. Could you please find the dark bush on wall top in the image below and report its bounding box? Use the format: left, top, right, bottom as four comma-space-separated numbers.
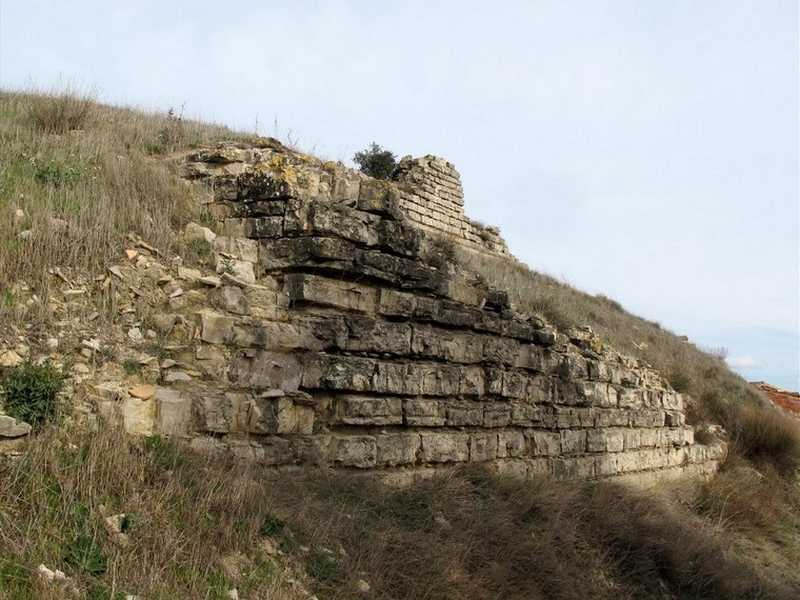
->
353, 142, 397, 180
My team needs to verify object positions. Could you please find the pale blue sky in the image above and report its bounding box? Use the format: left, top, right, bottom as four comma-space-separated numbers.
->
1, 1, 798, 390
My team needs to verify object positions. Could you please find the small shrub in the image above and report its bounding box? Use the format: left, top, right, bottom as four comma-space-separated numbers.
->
157, 105, 186, 153
353, 142, 397, 180
0, 360, 67, 428
33, 160, 83, 187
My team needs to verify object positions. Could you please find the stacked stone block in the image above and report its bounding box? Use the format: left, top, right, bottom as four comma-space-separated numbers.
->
394, 155, 509, 254
158, 141, 726, 484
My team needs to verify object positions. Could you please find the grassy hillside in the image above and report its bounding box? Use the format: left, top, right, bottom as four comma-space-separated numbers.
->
1, 88, 799, 599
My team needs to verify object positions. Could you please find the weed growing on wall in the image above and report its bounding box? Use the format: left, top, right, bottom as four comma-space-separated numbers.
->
353, 142, 397, 180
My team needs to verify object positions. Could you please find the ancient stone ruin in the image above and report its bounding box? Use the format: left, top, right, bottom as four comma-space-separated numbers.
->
104, 140, 725, 485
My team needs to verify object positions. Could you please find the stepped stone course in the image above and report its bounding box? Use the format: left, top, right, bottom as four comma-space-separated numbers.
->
152, 140, 726, 483
0, 139, 724, 486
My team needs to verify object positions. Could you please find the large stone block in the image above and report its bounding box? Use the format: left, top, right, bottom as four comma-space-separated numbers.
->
560, 429, 587, 455
122, 396, 155, 436
483, 403, 512, 428
155, 389, 192, 437
530, 431, 560, 456
285, 274, 379, 313
275, 397, 314, 434
404, 398, 445, 426
212, 236, 259, 263
497, 431, 526, 458
301, 354, 375, 391
344, 317, 412, 355
419, 433, 470, 463
376, 433, 421, 466
230, 350, 302, 392
470, 433, 498, 462
199, 311, 236, 344
0, 415, 31, 438
194, 392, 244, 433
336, 395, 403, 426
446, 402, 484, 427
328, 435, 377, 468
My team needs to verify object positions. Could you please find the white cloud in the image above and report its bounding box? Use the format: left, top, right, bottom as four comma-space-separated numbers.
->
726, 356, 759, 369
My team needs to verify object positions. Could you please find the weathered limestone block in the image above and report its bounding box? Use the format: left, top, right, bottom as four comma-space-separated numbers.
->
560, 429, 587, 455
327, 435, 377, 468
665, 411, 685, 427
484, 403, 512, 428
357, 179, 403, 220
344, 317, 412, 355
530, 431, 560, 456
194, 392, 245, 433
410, 325, 483, 364
229, 350, 302, 392
285, 274, 379, 313
275, 397, 314, 434
630, 410, 665, 428
376, 433, 421, 466
213, 236, 259, 263
0, 415, 31, 438
497, 431, 526, 458
404, 398, 445, 426
199, 311, 236, 344
470, 433, 499, 462
211, 285, 249, 315
662, 392, 685, 411
511, 404, 550, 428
155, 388, 192, 437
309, 202, 380, 247
122, 396, 155, 436
336, 395, 403, 426
552, 456, 596, 480
301, 354, 375, 391
446, 402, 484, 427
593, 408, 630, 428
241, 396, 277, 434
419, 432, 470, 463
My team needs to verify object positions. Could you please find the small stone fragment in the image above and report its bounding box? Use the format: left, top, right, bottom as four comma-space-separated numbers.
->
0, 349, 23, 367
129, 384, 157, 400
0, 415, 32, 438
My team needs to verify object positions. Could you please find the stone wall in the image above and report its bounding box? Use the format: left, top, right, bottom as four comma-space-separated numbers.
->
394, 156, 509, 254
101, 139, 728, 484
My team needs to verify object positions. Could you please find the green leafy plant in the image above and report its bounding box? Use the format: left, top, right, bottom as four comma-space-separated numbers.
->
259, 513, 287, 537
353, 142, 397, 180
123, 359, 141, 376
66, 535, 107, 576
0, 360, 67, 428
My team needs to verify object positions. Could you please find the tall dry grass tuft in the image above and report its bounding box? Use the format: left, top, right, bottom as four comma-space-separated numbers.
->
731, 404, 800, 477
25, 83, 96, 134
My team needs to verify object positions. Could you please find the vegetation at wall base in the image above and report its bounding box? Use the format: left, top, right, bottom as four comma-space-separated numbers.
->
0, 87, 798, 598
0, 360, 67, 429
0, 426, 798, 599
